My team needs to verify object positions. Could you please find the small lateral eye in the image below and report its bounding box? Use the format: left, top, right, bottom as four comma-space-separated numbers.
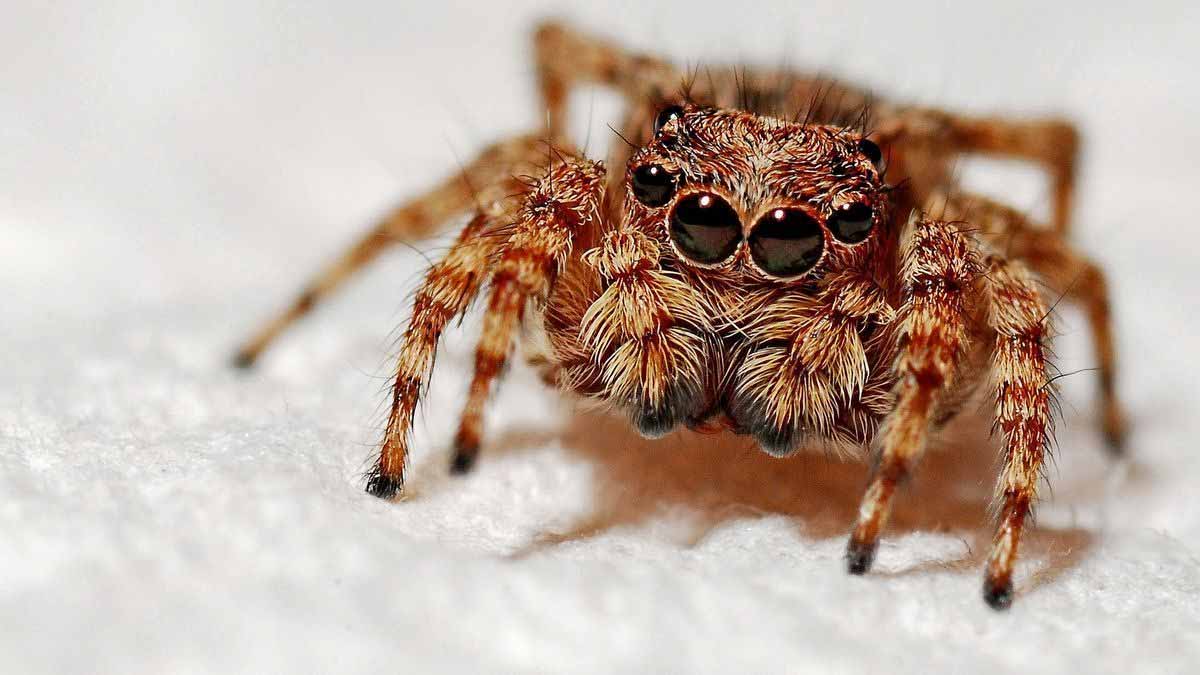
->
828, 202, 875, 244
631, 164, 677, 207
857, 138, 882, 165
654, 105, 685, 134
669, 192, 742, 264
748, 208, 825, 278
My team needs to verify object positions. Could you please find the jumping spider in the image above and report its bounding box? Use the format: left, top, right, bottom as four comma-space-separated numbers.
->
234, 22, 1125, 610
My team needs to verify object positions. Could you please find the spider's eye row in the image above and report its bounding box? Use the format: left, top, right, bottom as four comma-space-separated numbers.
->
857, 138, 882, 165
654, 105, 685, 134
631, 164, 677, 207
828, 202, 875, 244
748, 208, 825, 278
669, 192, 742, 264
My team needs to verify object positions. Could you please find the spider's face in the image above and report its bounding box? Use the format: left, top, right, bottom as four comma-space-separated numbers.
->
625, 105, 887, 282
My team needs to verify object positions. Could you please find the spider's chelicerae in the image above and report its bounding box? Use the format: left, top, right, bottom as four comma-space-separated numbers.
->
235, 22, 1125, 609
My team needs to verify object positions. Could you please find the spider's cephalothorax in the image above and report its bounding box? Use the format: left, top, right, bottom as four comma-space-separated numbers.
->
234, 22, 1125, 610
543, 105, 899, 457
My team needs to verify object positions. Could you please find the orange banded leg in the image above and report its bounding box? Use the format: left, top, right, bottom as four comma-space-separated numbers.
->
1021, 242, 1124, 451
533, 21, 678, 141
232, 135, 548, 368
365, 212, 509, 498
1063, 257, 1125, 450
933, 191, 1126, 452
446, 157, 607, 475
981, 256, 1054, 609
880, 110, 1080, 234
952, 115, 1079, 235
846, 218, 983, 576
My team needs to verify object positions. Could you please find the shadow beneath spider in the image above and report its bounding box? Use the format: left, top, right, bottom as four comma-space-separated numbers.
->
437, 405, 1097, 598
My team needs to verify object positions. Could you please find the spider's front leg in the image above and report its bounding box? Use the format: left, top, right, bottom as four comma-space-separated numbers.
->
979, 255, 1054, 609
845, 216, 984, 578
845, 216, 1057, 609
368, 153, 606, 497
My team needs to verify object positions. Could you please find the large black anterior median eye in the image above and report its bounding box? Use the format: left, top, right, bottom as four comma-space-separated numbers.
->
828, 202, 875, 244
669, 192, 742, 264
631, 164, 676, 207
748, 208, 825, 278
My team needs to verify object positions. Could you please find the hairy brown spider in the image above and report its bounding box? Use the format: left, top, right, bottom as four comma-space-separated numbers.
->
234, 22, 1125, 610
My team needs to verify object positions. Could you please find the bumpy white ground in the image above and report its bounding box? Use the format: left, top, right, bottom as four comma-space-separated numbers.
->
3, 2, 1198, 673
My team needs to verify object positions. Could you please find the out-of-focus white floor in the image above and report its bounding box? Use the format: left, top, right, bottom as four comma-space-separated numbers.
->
3, 2, 1198, 673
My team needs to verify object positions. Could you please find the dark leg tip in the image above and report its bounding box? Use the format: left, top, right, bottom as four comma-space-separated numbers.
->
365, 472, 404, 500
845, 538, 878, 576
1102, 403, 1128, 457
449, 448, 477, 475
1103, 428, 1127, 457
231, 350, 257, 370
983, 578, 1014, 611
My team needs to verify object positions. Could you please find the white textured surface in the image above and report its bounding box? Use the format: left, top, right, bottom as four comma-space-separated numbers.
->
3, 2, 1199, 673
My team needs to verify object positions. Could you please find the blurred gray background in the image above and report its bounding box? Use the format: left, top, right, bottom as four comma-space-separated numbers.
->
5, 1, 1196, 328
2, 2, 1199, 673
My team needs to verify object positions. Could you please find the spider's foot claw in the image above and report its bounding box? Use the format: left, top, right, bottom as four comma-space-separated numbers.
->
983, 577, 1015, 611
365, 472, 404, 500
845, 537, 878, 575
449, 447, 478, 475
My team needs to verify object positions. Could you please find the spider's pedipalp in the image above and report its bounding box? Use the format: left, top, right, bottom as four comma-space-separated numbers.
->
578, 228, 715, 437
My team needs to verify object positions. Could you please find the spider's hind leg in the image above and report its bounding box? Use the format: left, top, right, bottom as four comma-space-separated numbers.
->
232, 135, 549, 368
533, 21, 678, 142
878, 110, 1080, 234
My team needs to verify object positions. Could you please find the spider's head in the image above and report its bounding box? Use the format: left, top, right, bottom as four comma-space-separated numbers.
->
624, 105, 887, 282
